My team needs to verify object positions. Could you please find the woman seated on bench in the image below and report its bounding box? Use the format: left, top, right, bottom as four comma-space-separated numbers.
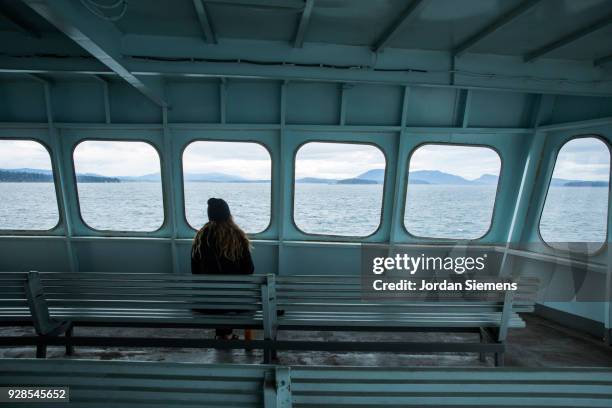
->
191, 198, 255, 341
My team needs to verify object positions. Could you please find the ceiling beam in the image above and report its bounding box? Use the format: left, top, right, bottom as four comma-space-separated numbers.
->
453, 0, 542, 58
21, 0, 168, 108
0, 5, 41, 37
293, 0, 314, 48
524, 13, 612, 62
594, 53, 612, 67
372, 0, 427, 53
2, 53, 612, 97
192, 0, 216, 44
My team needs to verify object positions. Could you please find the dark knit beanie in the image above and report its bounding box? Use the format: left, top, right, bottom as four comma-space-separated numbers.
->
207, 198, 231, 222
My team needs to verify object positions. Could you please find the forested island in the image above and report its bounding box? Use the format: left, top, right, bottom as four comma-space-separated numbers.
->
0, 169, 119, 183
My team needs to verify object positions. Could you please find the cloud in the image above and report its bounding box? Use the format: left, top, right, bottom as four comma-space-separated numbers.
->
73, 141, 161, 176
0, 140, 53, 170
183, 141, 271, 179
551, 137, 610, 181
295, 142, 386, 179
409, 144, 501, 180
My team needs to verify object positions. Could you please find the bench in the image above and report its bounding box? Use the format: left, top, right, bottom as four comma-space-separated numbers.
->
0, 271, 268, 358
0, 272, 537, 365
271, 275, 538, 366
287, 365, 612, 407
0, 358, 273, 408
0, 359, 610, 407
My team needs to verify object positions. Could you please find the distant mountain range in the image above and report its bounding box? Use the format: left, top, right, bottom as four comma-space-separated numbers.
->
0, 168, 268, 183
0, 167, 608, 187
0, 168, 120, 183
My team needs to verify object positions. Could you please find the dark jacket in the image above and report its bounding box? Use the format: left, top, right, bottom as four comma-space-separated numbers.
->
191, 228, 254, 276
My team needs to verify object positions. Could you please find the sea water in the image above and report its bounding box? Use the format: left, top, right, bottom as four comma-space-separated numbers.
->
0, 182, 607, 245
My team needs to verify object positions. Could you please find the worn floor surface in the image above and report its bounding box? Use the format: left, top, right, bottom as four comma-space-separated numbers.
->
1, 314, 610, 367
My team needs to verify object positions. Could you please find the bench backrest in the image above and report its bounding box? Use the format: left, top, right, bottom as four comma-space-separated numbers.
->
0, 359, 610, 408
1, 272, 537, 338
0, 359, 272, 408
287, 366, 612, 407
276, 275, 538, 313
35, 272, 265, 320
0, 272, 29, 323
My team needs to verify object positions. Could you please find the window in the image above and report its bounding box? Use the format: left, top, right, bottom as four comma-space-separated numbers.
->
539, 137, 610, 251
404, 144, 501, 239
183, 141, 271, 233
0, 140, 59, 230
294, 142, 386, 236
73, 141, 164, 232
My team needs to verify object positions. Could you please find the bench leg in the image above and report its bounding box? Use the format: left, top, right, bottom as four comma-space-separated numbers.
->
36, 343, 47, 359
478, 330, 486, 363
263, 341, 278, 364
494, 352, 505, 367
263, 348, 272, 364
65, 326, 74, 356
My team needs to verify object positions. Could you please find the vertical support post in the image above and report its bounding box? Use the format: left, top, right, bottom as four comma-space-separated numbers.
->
389, 86, 410, 244
450, 54, 456, 86
93, 75, 111, 124
220, 78, 227, 124
262, 273, 278, 363
461, 89, 472, 128
34, 75, 78, 272
339, 83, 348, 126
275, 366, 292, 408
162, 105, 180, 274
533, 95, 556, 128
102, 79, 110, 124
277, 81, 288, 276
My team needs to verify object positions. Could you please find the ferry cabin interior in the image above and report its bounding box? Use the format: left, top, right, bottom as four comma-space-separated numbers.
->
0, 0, 612, 405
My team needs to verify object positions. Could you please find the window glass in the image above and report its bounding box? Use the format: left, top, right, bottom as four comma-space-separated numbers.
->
0, 140, 59, 230
405, 144, 501, 239
183, 141, 271, 233
73, 141, 164, 231
294, 142, 386, 236
540, 137, 610, 251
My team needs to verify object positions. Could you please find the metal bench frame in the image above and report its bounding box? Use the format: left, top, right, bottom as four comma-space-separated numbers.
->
0, 359, 611, 408
0, 272, 535, 365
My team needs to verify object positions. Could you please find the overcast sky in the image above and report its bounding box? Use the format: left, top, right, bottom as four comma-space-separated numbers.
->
183, 141, 271, 179
295, 142, 385, 179
408, 144, 500, 180
0, 137, 609, 181
550, 137, 610, 181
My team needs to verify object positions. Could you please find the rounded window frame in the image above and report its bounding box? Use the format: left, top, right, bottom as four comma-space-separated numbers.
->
72, 139, 167, 234
291, 139, 388, 240
0, 138, 63, 234
180, 139, 274, 235
536, 134, 611, 255
401, 141, 504, 241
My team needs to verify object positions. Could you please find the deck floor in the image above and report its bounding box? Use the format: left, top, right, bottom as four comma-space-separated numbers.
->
1, 314, 611, 367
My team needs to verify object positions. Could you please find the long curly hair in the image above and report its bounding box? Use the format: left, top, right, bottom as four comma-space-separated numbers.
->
192, 217, 251, 262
